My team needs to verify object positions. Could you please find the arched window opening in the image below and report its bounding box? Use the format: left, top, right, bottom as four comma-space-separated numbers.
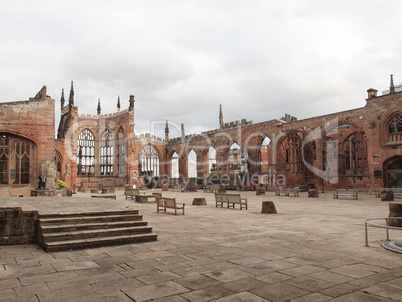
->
0, 134, 34, 185
100, 130, 113, 175
188, 149, 197, 178
259, 137, 271, 171
171, 152, 179, 178
229, 143, 240, 170
387, 115, 402, 143
344, 131, 368, 174
283, 134, 302, 172
139, 145, 159, 177
77, 129, 95, 175
55, 150, 63, 180
208, 146, 217, 173
386, 157, 402, 188
117, 128, 125, 177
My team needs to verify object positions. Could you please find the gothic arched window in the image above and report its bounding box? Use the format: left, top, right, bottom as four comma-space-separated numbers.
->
77, 129, 95, 175
117, 128, 125, 177
139, 145, 160, 177
100, 129, 113, 175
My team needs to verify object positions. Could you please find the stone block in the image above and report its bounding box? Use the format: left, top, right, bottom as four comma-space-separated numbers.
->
261, 201, 277, 214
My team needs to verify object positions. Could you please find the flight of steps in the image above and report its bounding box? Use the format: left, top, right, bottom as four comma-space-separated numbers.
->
37, 210, 157, 252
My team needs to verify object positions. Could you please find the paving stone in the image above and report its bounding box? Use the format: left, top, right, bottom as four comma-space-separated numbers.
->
251, 282, 310, 302
362, 283, 402, 301
216, 291, 268, 302
221, 277, 267, 292
205, 267, 254, 283
0, 288, 17, 300
284, 275, 335, 292
135, 271, 181, 285
308, 271, 354, 284
37, 284, 98, 302
52, 260, 100, 271
123, 280, 189, 302
255, 271, 293, 284
330, 291, 393, 301
289, 292, 332, 302
175, 274, 221, 290
180, 285, 234, 301
279, 264, 326, 277
19, 271, 79, 286
14, 282, 50, 297
319, 283, 360, 297
330, 265, 377, 278
0, 278, 20, 290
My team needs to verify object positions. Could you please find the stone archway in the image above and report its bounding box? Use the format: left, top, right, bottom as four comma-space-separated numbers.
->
384, 157, 402, 188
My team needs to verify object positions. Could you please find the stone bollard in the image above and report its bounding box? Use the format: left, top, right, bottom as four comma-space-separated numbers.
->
381, 190, 394, 202
261, 201, 277, 214
387, 202, 402, 227
192, 198, 207, 205
162, 184, 169, 191
308, 188, 319, 198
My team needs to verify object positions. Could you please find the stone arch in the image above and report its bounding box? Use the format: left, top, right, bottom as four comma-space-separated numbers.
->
0, 133, 38, 185
383, 156, 402, 188
382, 111, 402, 145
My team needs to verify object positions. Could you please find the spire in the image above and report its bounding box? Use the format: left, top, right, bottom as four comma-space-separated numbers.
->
390, 74, 395, 94
117, 95, 121, 112
60, 88, 65, 109
165, 120, 169, 141
68, 81, 74, 106
181, 123, 185, 139
219, 104, 224, 129
97, 99, 101, 115
129, 95, 135, 111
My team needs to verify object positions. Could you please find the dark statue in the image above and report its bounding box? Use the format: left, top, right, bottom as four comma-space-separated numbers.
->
37, 174, 48, 190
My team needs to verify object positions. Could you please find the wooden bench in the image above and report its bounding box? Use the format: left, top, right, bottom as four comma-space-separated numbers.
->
214, 193, 248, 210
334, 189, 358, 200
203, 184, 219, 193
375, 188, 402, 199
275, 186, 299, 197
156, 197, 185, 215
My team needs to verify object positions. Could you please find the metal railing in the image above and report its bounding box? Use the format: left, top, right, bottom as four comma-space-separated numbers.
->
364, 217, 402, 247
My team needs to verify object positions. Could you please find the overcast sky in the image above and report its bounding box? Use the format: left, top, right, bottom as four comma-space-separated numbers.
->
1, 0, 401, 139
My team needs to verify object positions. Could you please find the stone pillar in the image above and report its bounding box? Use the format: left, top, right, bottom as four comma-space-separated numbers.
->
387, 202, 402, 227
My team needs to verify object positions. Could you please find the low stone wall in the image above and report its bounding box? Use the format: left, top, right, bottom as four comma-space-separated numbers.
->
0, 207, 38, 245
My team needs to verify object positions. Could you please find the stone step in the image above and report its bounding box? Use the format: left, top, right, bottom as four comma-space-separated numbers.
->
42, 226, 154, 242
40, 221, 148, 233
37, 210, 157, 252
39, 214, 143, 225
39, 210, 139, 219
43, 233, 158, 252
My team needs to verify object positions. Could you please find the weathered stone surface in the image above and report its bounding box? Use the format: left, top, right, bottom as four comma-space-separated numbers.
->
261, 201, 277, 214
308, 188, 319, 198
192, 198, 207, 205
387, 202, 402, 227
381, 190, 394, 202
0, 208, 38, 245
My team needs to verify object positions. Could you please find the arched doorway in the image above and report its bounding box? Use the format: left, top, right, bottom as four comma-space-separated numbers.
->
385, 157, 402, 188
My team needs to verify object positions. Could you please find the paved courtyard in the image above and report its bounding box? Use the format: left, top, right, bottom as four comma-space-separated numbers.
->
1, 189, 402, 301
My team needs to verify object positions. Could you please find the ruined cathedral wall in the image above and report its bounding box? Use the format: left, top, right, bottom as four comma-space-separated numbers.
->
0, 89, 56, 195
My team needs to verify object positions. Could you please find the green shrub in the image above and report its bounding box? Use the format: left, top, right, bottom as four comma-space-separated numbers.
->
66, 188, 73, 197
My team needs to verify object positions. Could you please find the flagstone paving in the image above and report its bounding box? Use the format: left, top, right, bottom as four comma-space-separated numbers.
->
1, 189, 401, 301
